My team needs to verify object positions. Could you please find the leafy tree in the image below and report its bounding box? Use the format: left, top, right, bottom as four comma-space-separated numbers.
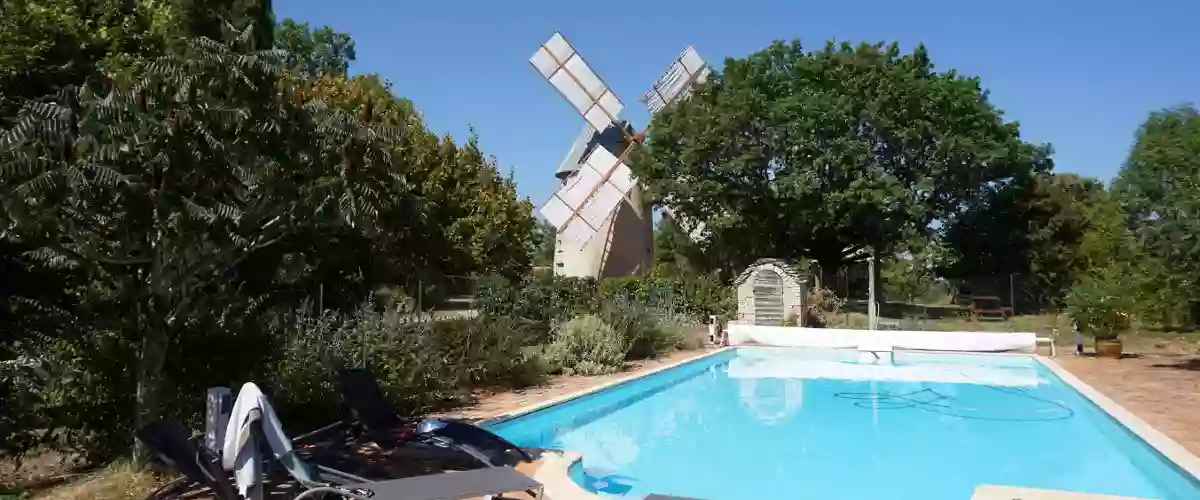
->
1114, 105, 1200, 326
1065, 263, 1136, 340
632, 40, 1052, 274
0, 28, 408, 459
0, 0, 170, 127
944, 173, 1105, 309
653, 214, 699, 276
0, 0, 175, 456
0, 2, 541, 463
296, 73, 536, 281
275, 18, 355, 77
881, 238, 944, 304
531, 217, 556, 267
1070, 186, 1177, 327
170, 0, 274, 49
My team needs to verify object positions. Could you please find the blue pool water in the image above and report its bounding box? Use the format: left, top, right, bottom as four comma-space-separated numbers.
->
485, 348, 1200, 500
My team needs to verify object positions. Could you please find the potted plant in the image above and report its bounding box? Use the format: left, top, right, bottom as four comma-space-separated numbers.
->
1065, 268, 1134, 358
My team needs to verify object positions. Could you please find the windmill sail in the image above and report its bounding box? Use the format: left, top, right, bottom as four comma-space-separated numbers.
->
539, 145, 637, 246
642, 46, 711, 115
529, 31, 654, 277
530, 32, 624, 133
643, 46, 713, 241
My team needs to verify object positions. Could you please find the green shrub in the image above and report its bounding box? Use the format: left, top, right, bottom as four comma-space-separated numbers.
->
513, 345, 557, 384
678, 274, 737, 319
269, 306, 548, 431
545, 315, 626, 375
0, 304, 280, 463
596, 305, 687, 360
599, 305, 658, 360
477, 275, 599, 343
1065, 266, 1135, 341
653, 313, 693, 351
427, 315, 543, 388
600, 275, 734, 321
805, 286, 845, 328
268, 309, 351, 429
600, 277, 679, 311
476, 274, 730, 354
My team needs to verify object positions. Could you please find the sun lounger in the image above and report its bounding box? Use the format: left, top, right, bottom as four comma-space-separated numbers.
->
138, 416, 543, 500
337, 368, 533, 467
329, 466, 543, 500
136, 418, 240, 500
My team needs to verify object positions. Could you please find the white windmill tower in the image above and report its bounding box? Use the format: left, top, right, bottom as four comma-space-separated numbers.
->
529, 32, 711, 278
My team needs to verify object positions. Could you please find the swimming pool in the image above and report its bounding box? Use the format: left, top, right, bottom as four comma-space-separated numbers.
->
485, 347, 1200, 499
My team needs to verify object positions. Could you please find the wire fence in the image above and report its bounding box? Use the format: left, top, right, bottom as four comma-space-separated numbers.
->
291, 274, 713, 367
814, 263, 1068, 335
295, 269, 1072, 363
320, 275, 697, 318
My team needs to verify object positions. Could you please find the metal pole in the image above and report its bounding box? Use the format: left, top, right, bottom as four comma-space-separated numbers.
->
868, 251, 877, 331
1009, 273, 1016, 318
204, 387, 232, 453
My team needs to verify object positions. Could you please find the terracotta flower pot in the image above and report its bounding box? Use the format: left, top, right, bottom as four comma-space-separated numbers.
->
1094, 338, 1123, 358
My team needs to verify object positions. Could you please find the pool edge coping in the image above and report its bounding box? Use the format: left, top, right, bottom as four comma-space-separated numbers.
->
1036, 355, 1200, 480
530, 450, 595, 500
479, 346, 735, 426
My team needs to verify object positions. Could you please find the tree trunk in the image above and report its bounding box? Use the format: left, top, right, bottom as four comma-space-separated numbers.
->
871, 251, 885, 317
132, 324, 168, 465
134, 178, 168, 465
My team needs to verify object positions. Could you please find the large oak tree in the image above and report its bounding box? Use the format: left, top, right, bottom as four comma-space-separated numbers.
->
944, 173, 1107, 309
1114, 105, 1200, 325
633, 40, 1052, 274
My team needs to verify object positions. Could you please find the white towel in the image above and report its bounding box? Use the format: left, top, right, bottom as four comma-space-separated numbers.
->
221, 382, 298, 498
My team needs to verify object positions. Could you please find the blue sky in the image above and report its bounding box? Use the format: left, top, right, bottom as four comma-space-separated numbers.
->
277, 0, 1200, 206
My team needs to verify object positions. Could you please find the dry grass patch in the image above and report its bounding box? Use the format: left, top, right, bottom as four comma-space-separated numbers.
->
34, 461, 163, 500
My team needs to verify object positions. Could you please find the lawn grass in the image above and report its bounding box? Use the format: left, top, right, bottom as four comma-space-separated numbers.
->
831, 311, 1068, 334
830, 309, 1200, 355
33, 461, 163, 500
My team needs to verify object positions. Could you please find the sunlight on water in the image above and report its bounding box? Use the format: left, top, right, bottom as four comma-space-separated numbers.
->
487, 348, 1200, 500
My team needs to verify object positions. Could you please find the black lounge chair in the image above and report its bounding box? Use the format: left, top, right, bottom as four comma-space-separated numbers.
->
336, 368, 533, 467
136, 417, 370, 499
136, 418, 240, 500
136, 418, 543, 500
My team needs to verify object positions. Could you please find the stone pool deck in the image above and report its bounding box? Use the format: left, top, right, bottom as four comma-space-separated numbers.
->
1055, 354, 1200, 456
452, 347, 721, 421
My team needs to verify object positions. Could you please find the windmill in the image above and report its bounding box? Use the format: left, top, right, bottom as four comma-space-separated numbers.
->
529, 32, 710, 278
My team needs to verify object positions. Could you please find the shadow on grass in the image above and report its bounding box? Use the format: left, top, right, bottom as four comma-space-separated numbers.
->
1075, 352, 1144, 360
843, 300, 968, 320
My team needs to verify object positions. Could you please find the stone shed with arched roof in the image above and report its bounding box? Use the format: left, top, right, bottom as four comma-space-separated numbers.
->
733, 259, 809, 326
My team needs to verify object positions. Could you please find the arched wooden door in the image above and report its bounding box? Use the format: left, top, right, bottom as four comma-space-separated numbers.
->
753, 269, 785, 326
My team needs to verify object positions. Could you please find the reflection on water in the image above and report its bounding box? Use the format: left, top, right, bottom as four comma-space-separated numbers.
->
737, 377, 805, 425
560, 418, 641, 473
563, 364, 722, 498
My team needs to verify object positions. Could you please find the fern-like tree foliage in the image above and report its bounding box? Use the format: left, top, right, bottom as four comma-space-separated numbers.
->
0, 26, 415, 460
